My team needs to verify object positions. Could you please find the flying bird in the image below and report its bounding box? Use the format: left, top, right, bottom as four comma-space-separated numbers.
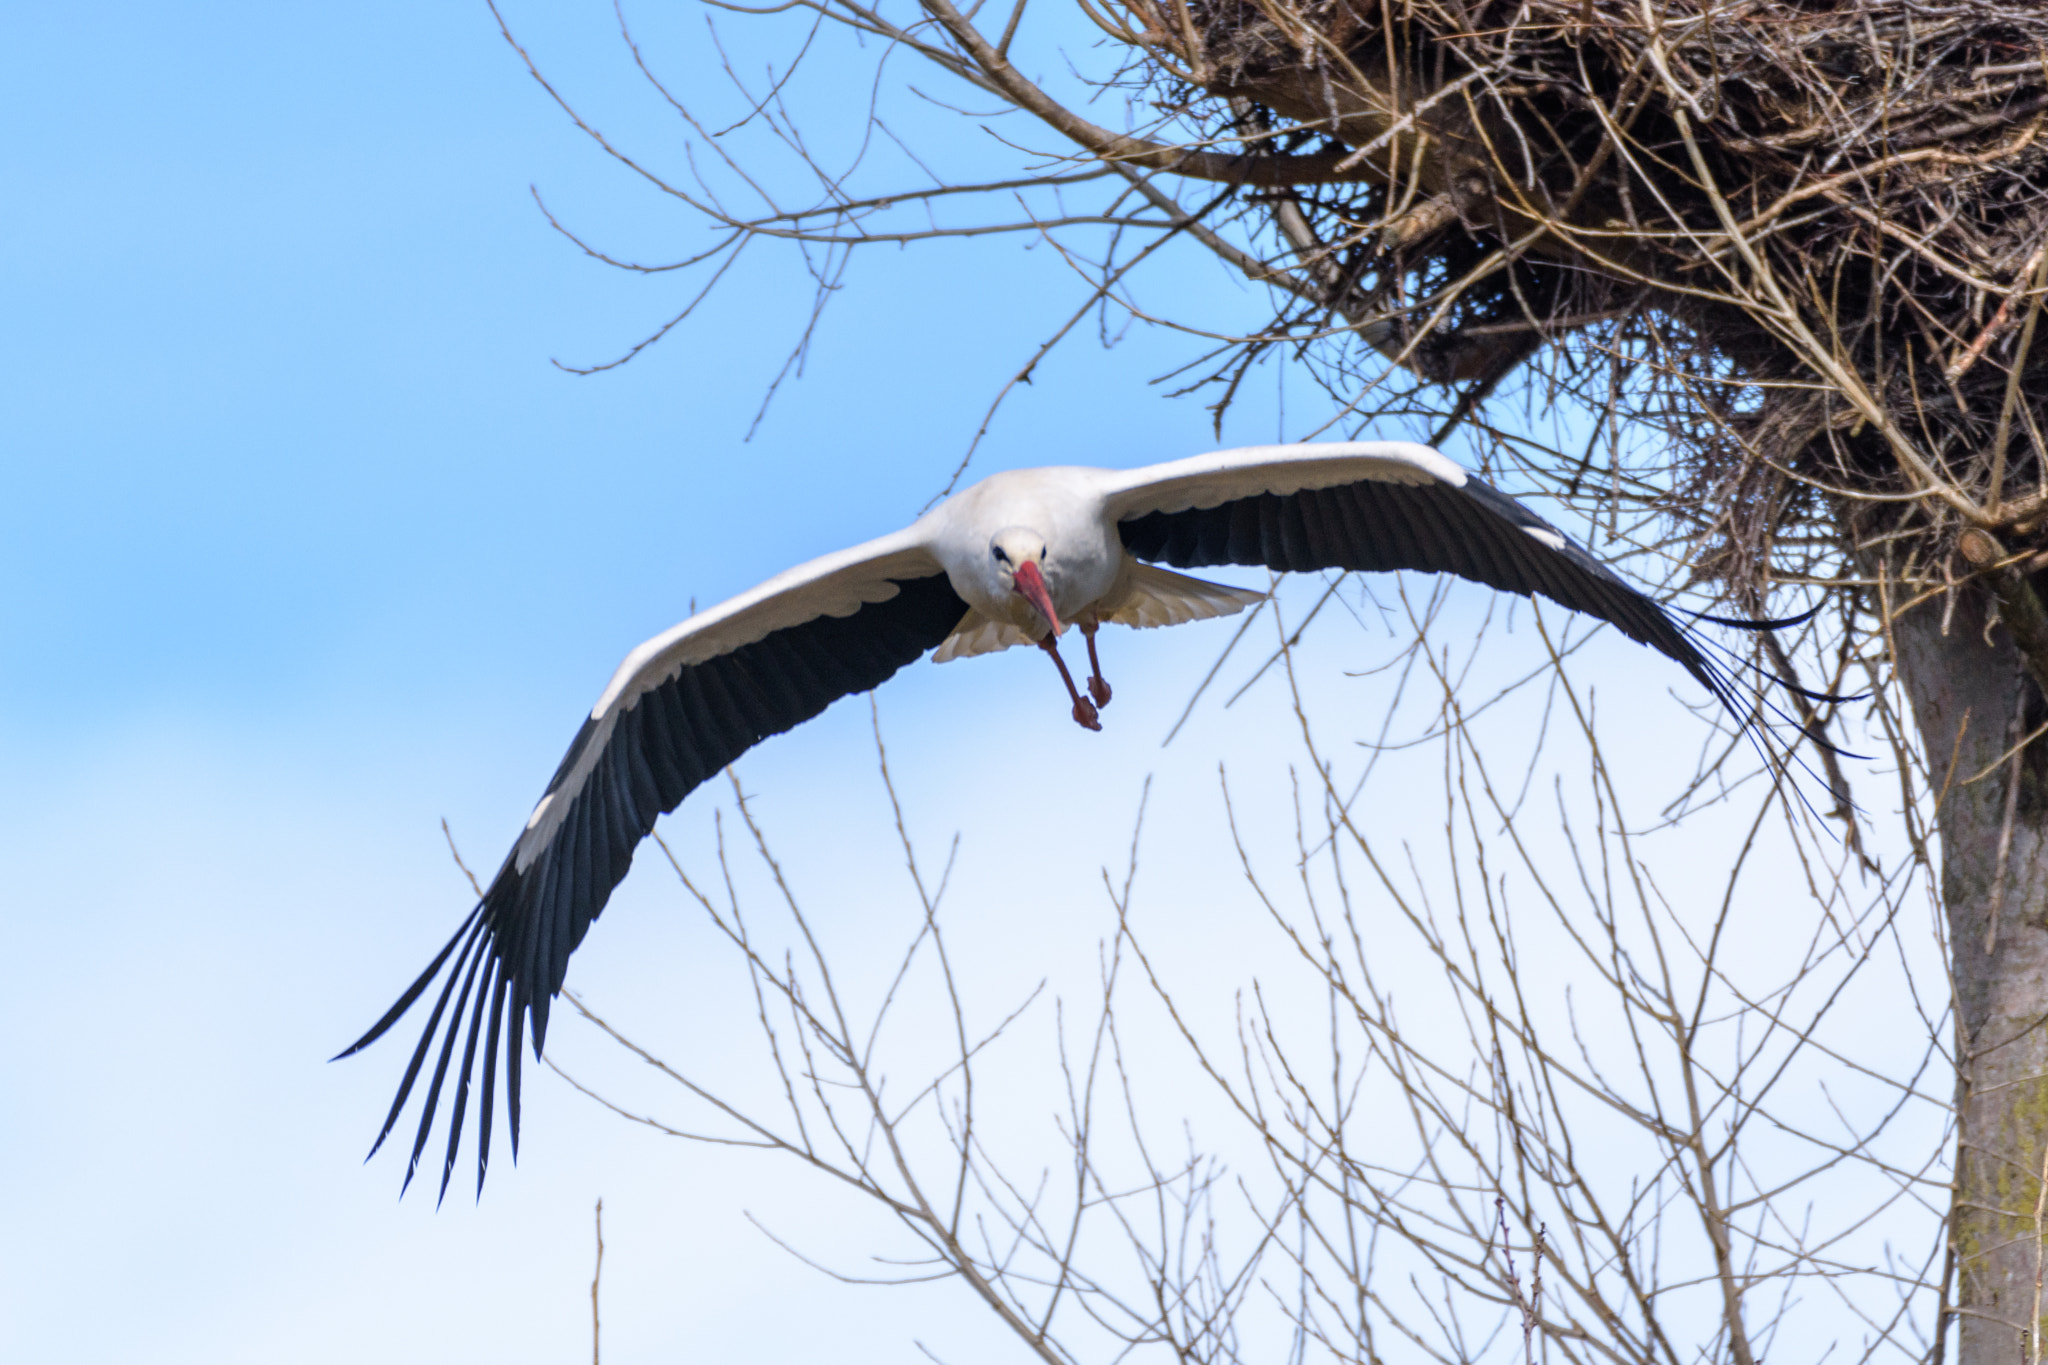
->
341, 440, 1753, 1198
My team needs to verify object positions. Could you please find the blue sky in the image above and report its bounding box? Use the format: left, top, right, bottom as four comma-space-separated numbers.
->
3, 5, 1919, 1362
0, 6, 1314, 1360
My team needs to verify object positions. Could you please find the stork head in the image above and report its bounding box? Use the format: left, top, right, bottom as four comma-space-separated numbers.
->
989, 526, 1060, 636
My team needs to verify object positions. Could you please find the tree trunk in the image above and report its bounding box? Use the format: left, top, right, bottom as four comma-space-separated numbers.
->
1896, 591, 2048, 1363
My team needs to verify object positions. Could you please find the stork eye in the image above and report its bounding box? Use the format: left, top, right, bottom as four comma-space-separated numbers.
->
993, 546, 1010, 564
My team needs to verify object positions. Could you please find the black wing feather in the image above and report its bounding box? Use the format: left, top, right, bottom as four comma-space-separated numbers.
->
337, 570, 968, 1198
474, 964, 507, 1195
1117, 474, 1735, 709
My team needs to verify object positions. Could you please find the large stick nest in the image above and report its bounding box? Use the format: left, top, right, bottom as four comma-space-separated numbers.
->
1100, 0, 2048, 607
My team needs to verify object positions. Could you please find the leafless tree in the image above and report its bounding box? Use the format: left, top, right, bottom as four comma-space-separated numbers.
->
491, 2, 2048, 1360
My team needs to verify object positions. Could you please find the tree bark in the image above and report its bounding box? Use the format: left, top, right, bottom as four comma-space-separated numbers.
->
1896, 591, 2048, 1364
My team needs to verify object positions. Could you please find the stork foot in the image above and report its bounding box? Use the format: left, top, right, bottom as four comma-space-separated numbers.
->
1080, 623, 1113, 710
1040, 634, 1102, 730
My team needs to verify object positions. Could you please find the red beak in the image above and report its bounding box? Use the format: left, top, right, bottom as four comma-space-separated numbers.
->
1011, 559, 1063, 638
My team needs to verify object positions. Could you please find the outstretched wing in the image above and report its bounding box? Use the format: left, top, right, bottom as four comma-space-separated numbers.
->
1106, 442, 1734, 706
337, 531, 964, 1200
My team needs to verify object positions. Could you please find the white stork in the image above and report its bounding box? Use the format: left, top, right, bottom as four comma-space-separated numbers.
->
342, 440, 1755, 1198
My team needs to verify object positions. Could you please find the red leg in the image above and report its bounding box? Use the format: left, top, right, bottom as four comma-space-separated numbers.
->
1038, 636, 1101, 730
1080, 622, 1112, 708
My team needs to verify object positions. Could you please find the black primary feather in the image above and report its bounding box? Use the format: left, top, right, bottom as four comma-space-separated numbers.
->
334, 571, 968, 1200
1117, 471, 1750, 714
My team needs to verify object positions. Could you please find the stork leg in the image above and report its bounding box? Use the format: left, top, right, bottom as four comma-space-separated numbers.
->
1038, 636, 1102, 731
1080, 622, 1112, 708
